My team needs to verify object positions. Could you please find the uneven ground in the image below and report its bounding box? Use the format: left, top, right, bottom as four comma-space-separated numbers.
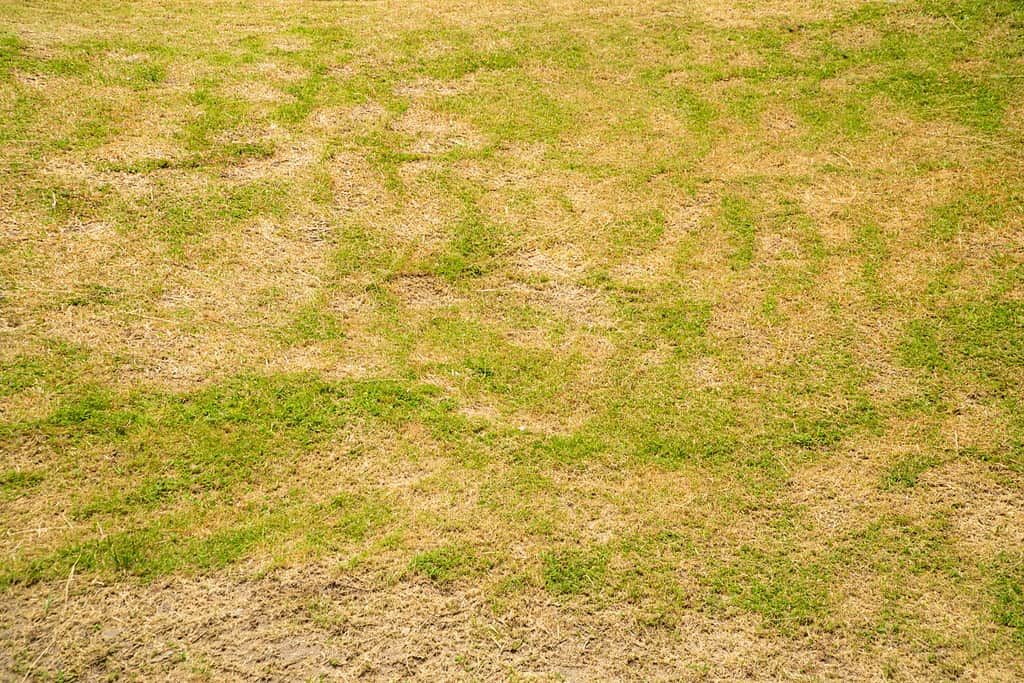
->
1, 0, 1023, 679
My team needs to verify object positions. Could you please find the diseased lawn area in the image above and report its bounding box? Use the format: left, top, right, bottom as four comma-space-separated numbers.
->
1, 0, 1023, 679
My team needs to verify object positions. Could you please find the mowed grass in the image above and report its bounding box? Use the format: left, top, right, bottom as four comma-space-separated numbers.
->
1, 0, 1023, 678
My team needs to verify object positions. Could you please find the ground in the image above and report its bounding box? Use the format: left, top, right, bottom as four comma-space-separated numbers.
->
1, 0, 1023, 680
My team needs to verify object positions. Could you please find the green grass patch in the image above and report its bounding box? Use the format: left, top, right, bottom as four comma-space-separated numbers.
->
881, 454, 940, 489
277, 300, 346, 346
991, 553, 1024, 645
718, 195, 757, 269
542, 546, 609, 596
410, 544, 483, 584
707, 547, 830, 633
0, 469, 45, 499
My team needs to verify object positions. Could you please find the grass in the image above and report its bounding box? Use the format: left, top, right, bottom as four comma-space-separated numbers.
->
993, 553, 1024, 644
707, 546, 830, 634
0, 0, 1022, 678
541, 546, 609, 596
410, 544, 484, 584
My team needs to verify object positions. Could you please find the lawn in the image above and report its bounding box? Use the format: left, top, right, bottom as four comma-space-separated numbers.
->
1, 0, 1023, 679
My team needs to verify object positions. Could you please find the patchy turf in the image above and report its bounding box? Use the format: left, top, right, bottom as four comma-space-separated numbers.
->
1, 0, 1023, 679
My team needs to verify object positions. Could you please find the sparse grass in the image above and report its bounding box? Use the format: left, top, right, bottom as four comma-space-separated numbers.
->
1, 0, 1023, 678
